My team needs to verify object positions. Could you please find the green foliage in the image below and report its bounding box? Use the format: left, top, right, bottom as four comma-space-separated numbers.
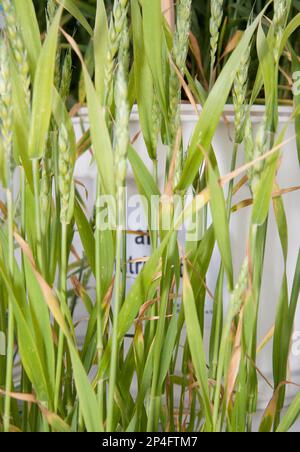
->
0, 0, 299, 433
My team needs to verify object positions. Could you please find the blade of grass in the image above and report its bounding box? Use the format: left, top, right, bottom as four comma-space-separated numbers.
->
94, 0, 108, 103
0, 260, 50, 403
277, 392, 300, 432
208, 162, 234, 290
183, 263, 213, 431
142, 0, 168, 118
131, 0, 157, 160
28, 6, 63, 159
55, 0, 94, 36
15, 233, 102, 431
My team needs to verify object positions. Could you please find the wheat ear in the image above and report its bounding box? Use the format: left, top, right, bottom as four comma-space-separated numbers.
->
0, 40, 13, 186
2, 0, 30, 107
273, 0, 287, 64
104, 0, 129, 105
210, 0, 224, 77
169, 0, 192, 182
233, 44, 251, 143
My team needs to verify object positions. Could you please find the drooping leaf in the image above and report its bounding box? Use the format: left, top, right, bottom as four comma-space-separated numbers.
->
56, 0, 94, 36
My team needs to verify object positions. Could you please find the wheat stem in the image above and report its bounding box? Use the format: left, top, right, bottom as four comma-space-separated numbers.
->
95, 178, 105, 431
54, 124, 73, 412
107, 59, 129, 432
32, 159, 45, 275
0, 39, 14, 433
54, 221, 67, 413
3, 189, 14, 433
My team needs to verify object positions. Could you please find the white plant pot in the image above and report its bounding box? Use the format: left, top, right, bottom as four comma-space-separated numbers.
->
72, 105, 300, 417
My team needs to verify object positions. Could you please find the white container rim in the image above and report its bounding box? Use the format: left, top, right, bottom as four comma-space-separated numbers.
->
73, 104, 293, 125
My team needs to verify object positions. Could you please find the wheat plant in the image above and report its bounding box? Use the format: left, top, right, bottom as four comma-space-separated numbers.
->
0, 0, 299, 434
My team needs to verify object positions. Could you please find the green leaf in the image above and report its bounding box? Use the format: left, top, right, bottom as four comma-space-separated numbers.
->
256, 24, 276, 131
251, 122, 289, 227
128, 145, 160, 245
43, 411, 71, 432
0, 260, 50, 402
68, 344, 102, 432
94, 0, 108, 102
291, 49, 300, 165
128, 146, 160, 198
98, 241, 166, 380
277, 392, 300, 432
15, 232, 102, 432
142, 0, 167, 117
273, 276, 289, 389
24, 256, 56, 396
132, 0, 156, 160
28, 7, 62, 159
273, 194, 288, 262
74, 200, 96, 274
189, 226, 215, 299
158, 307, 177, 389
208, 165, 233, 290
280, 13, 300, 56
251, 152, 279, 225
56, 0, 94, 36
288, 251, 300, 332
183, 265, 213, 430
